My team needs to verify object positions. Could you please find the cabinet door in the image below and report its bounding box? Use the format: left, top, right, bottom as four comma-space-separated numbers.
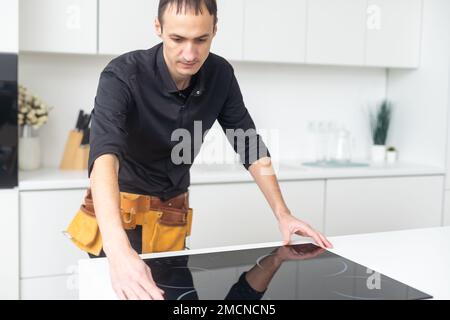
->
306, 0, 366, 66
365, 0, 422, 68
243, 0, 307, 63
0, 0, 18, 53
211, 0, 244, 61
98, 0, 160, 55
325, 176, 443, 236
20, 189, 87, 279
20, 274, 78, 300
188, 180, 324, 249
0, 189, 19, 300
444, 190, 450, 226
19, 0, 97, 54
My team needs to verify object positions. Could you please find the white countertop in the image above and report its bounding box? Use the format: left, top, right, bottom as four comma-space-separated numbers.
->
19, 161, 445, 191
78, 226, 450, 300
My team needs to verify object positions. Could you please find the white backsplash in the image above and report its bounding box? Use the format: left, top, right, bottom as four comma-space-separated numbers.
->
19, 52, 387, 168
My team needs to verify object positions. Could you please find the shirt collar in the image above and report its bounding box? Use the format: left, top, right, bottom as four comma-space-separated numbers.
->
156, 43, 206, 97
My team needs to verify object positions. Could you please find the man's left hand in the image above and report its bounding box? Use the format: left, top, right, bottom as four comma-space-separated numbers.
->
278, 213, 334, 249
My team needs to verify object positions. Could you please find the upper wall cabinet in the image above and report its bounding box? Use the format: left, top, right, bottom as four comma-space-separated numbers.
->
365, 0, 423, 68
98, 0, 160, 55
243, 0, 307, 63
17, 0, 423, 68
306, 0, 366, 66
0, 0, 18, 53
211, 0, 244, 61
19, 0, 97, 54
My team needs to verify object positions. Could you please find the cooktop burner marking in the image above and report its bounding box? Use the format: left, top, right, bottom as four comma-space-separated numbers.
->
256, 253, 277, 270
155, 266, 211, 289
332, 291, 383, 300
177, 289, 198, 300
323, 260, 348, 277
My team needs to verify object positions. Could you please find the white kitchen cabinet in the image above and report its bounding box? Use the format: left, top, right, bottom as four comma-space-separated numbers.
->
0, 0, 18, 53
0, 189, 19, 300
98, 0, 160, 55
325, 176, 443, 236
365, 0, 422, 68
211, 0, 244, 61
243, 0, 307, 63
306, 0, 366, 66
444, 190, 450, 226
20, 274, 78, 300
188, 180, 325, 249
20, 189, 88, 280
19, 0, 97, 54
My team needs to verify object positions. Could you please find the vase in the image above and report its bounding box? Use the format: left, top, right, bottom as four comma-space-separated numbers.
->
386, 150, 398, 164
371, 144, 386, 164
19, 125, 41, 171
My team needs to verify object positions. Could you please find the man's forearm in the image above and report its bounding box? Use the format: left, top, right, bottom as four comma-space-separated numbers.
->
248, 157, 291, 220
90, 154, 131, 256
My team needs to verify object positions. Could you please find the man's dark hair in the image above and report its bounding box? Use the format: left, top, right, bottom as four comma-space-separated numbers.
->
158, 0, 218, 27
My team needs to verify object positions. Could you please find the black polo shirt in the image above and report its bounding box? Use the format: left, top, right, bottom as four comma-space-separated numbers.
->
88, 42, 270, 201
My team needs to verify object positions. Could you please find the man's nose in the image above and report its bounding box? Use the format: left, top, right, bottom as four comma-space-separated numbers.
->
182, 43, 196, 62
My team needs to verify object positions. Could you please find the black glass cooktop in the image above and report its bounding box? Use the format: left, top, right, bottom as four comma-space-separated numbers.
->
144, 243, 432, 300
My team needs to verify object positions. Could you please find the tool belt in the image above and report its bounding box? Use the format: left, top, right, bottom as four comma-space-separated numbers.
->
65, 188, 193, 256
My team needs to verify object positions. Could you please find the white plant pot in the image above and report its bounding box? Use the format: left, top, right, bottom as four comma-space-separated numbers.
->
371, 145, 386, 164
386, 150, 398, 164
19, 134, 41, 171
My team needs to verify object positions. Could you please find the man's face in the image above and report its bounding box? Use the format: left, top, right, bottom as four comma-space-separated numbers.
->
156, 4, 216, 81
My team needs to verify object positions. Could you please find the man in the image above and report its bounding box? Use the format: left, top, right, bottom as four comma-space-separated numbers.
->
88, 0, 333, 300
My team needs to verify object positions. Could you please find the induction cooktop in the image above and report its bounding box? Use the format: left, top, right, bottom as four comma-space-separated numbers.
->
144, 243, 432, 300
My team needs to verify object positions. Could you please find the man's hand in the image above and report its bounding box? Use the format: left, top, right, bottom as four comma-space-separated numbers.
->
108, 248, 165, 300
278, 213, 333, 249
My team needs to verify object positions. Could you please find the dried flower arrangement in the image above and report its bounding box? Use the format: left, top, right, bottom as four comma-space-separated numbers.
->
18, 85, 53, 130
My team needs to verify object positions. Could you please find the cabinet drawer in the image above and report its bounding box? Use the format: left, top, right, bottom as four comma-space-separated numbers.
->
325, 176, 443, 236
20, 189, 88, 278
20, 274, 78, 300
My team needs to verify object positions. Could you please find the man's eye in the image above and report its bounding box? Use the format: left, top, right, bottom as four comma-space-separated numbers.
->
172, 38, 182, 43
197, 39, 207, 43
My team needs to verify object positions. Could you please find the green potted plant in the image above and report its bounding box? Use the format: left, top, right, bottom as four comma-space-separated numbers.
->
369, 99, 392, 164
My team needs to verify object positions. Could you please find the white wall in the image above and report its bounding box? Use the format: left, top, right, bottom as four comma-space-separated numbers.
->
387, 0, 450, 169
18, 52, 386, 168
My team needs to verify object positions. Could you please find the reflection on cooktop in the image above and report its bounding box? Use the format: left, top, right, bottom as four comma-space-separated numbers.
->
144, 243, 432, 300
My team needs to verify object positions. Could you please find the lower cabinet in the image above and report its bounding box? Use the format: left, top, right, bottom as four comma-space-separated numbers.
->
444, 190, 450, 226
188, 180, 325, 249
325, 176, 444, 236
20, 274, 79, 300
0, 189, 19, 300
20, 189, 87, 299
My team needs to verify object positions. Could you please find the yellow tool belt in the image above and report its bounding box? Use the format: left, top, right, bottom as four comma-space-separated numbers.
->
65, 188, 193, 256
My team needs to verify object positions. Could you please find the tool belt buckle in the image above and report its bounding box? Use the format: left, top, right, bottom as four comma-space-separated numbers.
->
120, 194, 142, 229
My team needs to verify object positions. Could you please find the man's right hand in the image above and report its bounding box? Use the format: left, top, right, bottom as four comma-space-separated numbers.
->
107, 248, 165, 300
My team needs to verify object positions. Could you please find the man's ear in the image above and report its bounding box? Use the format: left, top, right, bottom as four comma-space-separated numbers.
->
155, 17, 162, 37
212, 23, 217, 38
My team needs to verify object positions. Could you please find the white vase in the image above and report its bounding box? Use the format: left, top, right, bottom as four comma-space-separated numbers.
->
19, 125, 41, 171
386, 150, 398, 164
371, 145, 386, 164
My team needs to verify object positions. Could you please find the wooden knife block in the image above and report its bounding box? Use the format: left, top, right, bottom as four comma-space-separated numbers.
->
60, 130, 90, 170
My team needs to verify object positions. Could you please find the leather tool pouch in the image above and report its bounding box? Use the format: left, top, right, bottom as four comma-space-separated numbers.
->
65, 189, 193, 256
65, 189, 102, 256
143, 206, 193, 254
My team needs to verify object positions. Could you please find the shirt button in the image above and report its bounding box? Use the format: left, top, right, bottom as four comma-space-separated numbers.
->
196, 90, 201, 95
